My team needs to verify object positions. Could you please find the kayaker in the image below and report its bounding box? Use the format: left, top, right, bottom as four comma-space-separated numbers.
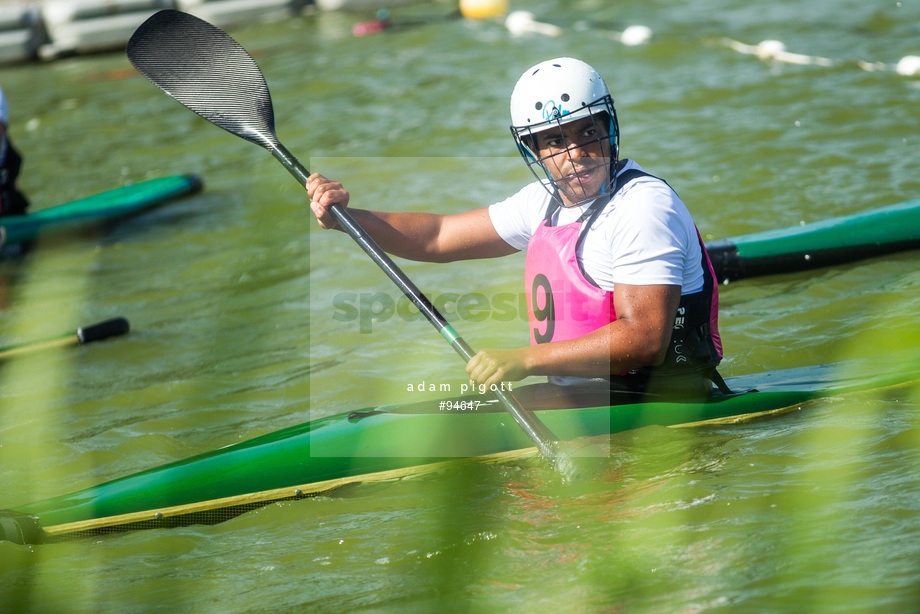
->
0, 85, 29, 218
307, 57, 724, 397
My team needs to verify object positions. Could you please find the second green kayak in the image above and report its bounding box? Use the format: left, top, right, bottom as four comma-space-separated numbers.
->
1, 174, 202, 252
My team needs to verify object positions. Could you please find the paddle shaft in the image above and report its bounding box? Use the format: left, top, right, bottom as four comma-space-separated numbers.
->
126, 9, 564, 466
271, 143, 561, 455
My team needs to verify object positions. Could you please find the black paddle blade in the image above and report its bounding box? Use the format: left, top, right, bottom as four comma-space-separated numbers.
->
127, 10, 278, 150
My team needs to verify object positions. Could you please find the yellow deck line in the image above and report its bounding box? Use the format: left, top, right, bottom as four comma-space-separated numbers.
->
42, 447, 540, 537
668, 401, 810, 428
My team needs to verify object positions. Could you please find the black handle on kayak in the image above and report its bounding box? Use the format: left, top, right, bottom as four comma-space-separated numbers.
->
77, 317, 130, 344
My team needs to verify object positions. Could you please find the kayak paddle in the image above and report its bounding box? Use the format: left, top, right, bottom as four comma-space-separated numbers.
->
126, 10, 572, 474
0, 317, 130, 360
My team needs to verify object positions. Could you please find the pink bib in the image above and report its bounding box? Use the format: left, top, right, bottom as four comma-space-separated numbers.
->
524, 216, 616, 345
522, 165, 723, 382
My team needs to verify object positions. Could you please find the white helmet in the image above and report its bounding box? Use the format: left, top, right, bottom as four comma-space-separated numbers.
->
510, 58, 619, 207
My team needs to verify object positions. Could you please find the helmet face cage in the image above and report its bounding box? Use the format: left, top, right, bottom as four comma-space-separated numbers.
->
511, 95, 620, 208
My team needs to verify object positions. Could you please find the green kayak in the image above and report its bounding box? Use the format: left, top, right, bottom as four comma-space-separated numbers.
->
0, 174, 202, 252
705, 197, 920, 282
2, 351, 917, 545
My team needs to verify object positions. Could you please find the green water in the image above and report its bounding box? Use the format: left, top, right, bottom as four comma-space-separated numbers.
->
2, 0, 920, 611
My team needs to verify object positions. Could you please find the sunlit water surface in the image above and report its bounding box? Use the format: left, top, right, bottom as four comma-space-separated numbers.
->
2, 0, 920, 611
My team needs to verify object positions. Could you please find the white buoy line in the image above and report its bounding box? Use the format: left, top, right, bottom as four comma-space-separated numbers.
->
504, 11, 652, 46
722, 38, 920, 77
504, 11, 562, 37
496, 12, 915, 78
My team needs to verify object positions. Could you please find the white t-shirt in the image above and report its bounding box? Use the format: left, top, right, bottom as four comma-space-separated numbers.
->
488, 159, 705, 295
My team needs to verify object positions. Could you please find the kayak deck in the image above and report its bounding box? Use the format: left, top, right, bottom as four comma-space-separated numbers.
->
5, 350, 919, 544
12, 389, 811, 542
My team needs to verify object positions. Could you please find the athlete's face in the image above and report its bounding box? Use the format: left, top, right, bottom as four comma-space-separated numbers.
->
533, 117, 612, 207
